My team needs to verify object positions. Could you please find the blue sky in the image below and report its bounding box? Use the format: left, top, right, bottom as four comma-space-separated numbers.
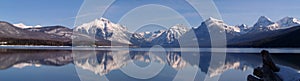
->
1, 0, 300, 29
0, 0, 83, 27
215, 0, 300, 26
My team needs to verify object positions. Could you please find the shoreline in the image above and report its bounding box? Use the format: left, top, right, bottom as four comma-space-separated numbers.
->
0, 46, 299, 53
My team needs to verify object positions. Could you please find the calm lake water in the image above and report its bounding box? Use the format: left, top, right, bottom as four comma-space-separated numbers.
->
0, 47, 299, 81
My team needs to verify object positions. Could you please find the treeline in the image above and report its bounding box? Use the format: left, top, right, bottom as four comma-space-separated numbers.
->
0, 38, 71, 46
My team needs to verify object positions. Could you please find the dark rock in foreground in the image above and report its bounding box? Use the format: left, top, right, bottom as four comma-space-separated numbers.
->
247, 50, 282, 81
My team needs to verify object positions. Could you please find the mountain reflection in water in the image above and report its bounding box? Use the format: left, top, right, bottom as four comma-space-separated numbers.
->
0, 49, 73, 70
0, 48, 299, 81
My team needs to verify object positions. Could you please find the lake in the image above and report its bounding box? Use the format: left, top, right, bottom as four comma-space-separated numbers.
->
0, 47, 299, 81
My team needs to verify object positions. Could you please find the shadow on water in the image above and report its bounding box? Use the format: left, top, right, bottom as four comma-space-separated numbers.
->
272, 53, 300, 70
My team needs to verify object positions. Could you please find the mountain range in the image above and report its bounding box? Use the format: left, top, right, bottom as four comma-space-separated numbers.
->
1, 16, 300, 47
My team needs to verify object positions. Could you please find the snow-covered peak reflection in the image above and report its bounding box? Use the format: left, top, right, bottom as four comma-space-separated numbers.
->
74, 50, 129, 76
13, 63, 41, 68
74, 50, 189, 76
73, 50, 262, 79
166, 52, 187, 69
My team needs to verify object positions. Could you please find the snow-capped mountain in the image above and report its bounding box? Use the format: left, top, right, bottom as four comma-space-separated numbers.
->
132, 30, 165, 42
74, 17, 132, 44
166, 24, 190, 42
250, 16, 279, 32
249, 16, 300, 33
1, 16, 300, 47
277, 16, 300, 28
198, 16, 300, 35
130, 30, 165, 46
151, 24, 190, 45
131, 24, 190, 46
13, 23, 42, 29
193, 17, 241, 41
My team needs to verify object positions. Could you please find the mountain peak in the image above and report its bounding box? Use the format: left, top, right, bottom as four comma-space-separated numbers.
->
253, 16, 275, 28
75, 17, 131, 44
206, 17, 222, 22
168, 24, 189, 35
280, 16, 299, 23
237, 24, 248, 29
170, 24, 188, 29
277, 16, 300, 28
203, 17, 225, 26
250, 16, 279, 32
97, 17, 110, 22
257, 16, 273, 23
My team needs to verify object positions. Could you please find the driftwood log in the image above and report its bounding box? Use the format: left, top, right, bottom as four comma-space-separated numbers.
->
247, 50, 282, 81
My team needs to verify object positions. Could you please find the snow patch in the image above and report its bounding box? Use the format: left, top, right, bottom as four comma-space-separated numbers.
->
13, 23, 42, 29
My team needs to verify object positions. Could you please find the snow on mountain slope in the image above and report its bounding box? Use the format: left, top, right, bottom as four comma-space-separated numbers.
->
130, 30, 165, 46
198, 16, 300, 35
277, 17, 300, 28
13, 23, 42, 29
74, 18, 131, 44
26, 26, 73, 39
134, 30, 165, 41
167, 24, 190, 41
204, 17, 241, 33
236, 24, 250, 34
131, 30, 162, 40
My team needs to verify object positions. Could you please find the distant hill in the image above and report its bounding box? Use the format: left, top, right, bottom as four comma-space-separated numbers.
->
0, 21, 71, 46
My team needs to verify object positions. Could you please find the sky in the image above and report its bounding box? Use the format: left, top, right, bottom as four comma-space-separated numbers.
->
0, 0, 83, 27
1, 0, 300, 30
